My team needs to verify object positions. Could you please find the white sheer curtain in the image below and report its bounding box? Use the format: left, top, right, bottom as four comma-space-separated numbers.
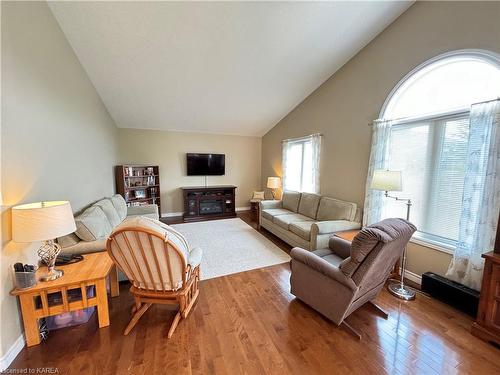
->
363, 120, 393, 225
310, 133, 321, 194
446, 100, 500, 290
282, 133, 321, 194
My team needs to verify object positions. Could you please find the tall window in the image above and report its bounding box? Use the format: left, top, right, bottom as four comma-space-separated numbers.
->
282, 134, 321, 193
379, 51, 500, 250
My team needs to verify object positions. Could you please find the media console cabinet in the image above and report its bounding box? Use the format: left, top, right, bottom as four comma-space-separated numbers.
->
182, 185, 237, 222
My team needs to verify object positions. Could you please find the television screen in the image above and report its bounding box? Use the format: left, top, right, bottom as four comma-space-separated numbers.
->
187, 153, 225, 176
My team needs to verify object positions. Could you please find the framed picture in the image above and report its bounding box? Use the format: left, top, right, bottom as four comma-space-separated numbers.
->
135, 189, 146, 199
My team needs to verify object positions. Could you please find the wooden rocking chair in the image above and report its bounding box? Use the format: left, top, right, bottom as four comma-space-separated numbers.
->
106, 216, 202, 338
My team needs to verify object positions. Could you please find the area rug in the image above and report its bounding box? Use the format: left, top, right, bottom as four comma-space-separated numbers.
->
171, 218, 290, 280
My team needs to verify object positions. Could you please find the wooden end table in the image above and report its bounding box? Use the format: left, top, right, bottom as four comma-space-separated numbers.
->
11, 252, 119, 347
250, 199, 261, 222
334, 229, 360, 242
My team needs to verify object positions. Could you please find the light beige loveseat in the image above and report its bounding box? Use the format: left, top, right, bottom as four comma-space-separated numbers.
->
259, 191, 362, 250
57, 194, 159, 255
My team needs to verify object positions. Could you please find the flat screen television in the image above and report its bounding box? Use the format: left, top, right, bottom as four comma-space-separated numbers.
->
187, 153, 225, 176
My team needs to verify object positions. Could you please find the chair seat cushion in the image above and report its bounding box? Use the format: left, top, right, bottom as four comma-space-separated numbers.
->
312, 248, 344, 268
274, 214, 313, 230
261, 208, 292, 221
289, 221, 317, 240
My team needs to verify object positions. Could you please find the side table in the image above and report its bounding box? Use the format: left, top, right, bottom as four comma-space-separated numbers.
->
250, 199, 261, 223
334, 229, 360, 242
11, 252, 119, 347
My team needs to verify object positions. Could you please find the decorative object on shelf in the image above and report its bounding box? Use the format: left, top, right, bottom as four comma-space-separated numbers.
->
12, 201, 76, 282
494, 211, 500, 254
371, 169, 415, 301
13, 263, 37, 290
135, 189, 146, 199
267, 177, 281, 199
115, 165, 161, 213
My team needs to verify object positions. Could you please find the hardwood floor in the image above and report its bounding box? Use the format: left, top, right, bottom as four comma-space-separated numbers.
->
9, 213, 500, 374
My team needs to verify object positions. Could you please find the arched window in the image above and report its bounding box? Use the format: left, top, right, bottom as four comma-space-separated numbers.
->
378, 50, 500, 250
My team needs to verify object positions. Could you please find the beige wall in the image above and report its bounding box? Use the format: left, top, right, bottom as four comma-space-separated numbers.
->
1, 1, 118, 360
261, 1, 500, 278
118, 129, 261, 215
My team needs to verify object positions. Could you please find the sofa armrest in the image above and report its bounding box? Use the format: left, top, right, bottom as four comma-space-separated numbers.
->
259, 200, 282, 210
328, 236, 352, 259
127, 204, 159, 218
290, 247, 357, 291
313, 220, 361, 235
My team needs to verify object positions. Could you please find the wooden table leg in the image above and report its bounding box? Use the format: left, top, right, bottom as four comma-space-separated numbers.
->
19, 294, 41, 347
95, 278, 110, 328
109, 265, 120, 297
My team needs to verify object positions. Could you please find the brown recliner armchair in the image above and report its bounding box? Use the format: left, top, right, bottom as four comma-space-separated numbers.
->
290, 218, 416, 338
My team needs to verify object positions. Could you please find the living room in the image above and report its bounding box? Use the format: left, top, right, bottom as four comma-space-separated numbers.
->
1, 1, 500, 374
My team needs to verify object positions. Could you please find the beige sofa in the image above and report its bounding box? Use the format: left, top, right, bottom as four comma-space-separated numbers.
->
58, 194, 159, 255
259, 191, 362, 250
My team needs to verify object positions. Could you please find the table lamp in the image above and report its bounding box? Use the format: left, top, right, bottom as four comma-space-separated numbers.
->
371, 170, 415, 301
267, 177, 281, 199
12, 201, 76, 281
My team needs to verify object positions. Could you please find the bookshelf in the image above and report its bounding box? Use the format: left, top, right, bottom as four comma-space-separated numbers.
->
115, 165, 161, 213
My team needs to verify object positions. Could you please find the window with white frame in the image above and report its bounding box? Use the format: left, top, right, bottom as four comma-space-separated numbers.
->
282, 134, 321, 193
380, 51, 500, 250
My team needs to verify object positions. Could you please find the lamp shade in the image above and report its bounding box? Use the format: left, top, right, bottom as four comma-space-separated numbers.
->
371, 170, 402, 192
12, 201, 76, 243
267, 177, 281, 189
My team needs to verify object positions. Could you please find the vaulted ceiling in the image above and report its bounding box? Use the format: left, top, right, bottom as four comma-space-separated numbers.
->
49, 1, 412, 136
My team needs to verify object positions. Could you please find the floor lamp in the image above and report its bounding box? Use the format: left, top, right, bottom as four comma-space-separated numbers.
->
371, 170, 416, 301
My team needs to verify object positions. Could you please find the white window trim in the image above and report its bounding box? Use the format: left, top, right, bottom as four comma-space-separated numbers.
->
379, 49, 500, 254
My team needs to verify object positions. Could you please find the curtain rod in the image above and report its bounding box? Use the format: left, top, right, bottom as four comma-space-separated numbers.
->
367, 97, 500, 126
282, 133, 322, 142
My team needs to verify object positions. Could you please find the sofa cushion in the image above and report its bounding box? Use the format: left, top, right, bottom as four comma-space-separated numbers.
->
282, 191, 301, 212
74, 206, 113, 242
289, 221, 316, 240
262, 208, 292, 221
316, 197, 357, 221
297, 193, 321, 218
274, 214, 313, 230
312, 248, 344, 268
111, 194, 127, 221
95, 198, 121, 227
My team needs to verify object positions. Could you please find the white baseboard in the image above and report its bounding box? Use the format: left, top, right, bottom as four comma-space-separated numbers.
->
403, 269, 422, 285
235, 206, 250, 212
0, 335, 25, 371
161, 206, 250, 218
161, 211, 183, 218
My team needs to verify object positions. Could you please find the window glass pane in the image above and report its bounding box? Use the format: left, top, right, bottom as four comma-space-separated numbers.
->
301, 142, 314, 193
425, 118, 469, 241
385, 122, 432, 229
285, 143, 303, 191
386, 58, 500, 119
384, 116, 469, 243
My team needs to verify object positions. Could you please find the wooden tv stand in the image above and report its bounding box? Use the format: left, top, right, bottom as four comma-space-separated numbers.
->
182, 185, 236, 222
